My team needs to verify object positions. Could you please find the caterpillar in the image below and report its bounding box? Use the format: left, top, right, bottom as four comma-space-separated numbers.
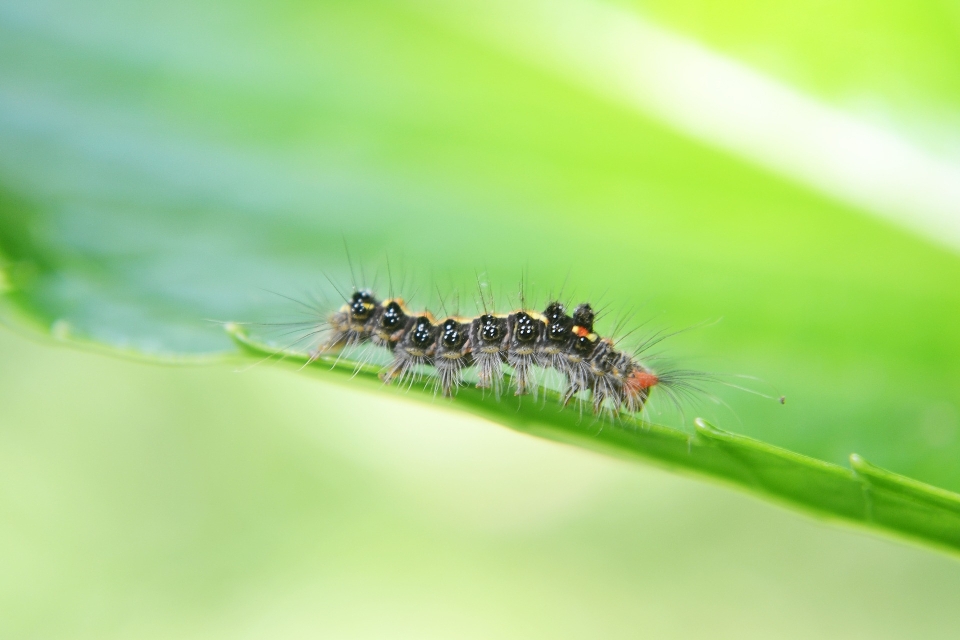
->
310, 287, 666, 416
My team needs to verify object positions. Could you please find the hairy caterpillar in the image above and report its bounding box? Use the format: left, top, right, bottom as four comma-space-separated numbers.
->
311, 287, 671, 417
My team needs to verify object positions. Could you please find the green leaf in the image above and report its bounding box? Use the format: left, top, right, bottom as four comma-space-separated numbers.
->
227, 323, 960, 555
1, 0, 959, 555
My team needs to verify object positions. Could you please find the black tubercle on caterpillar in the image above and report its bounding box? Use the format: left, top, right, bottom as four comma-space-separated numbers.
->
315, 288, 663, 416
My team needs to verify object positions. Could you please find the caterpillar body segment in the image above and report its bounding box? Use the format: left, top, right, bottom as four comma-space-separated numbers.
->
432, 317, 474, 397
382, 314, 437, 389
468, 313, 509, 396
506, 310, 542, 397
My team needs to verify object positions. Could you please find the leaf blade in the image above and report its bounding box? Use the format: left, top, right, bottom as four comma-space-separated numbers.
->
227, 322, 960, 556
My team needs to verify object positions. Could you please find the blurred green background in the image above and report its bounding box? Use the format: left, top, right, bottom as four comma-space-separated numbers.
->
1, 0, 960, 637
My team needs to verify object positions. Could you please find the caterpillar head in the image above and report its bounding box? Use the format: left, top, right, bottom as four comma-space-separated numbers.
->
348, 289, 377, 322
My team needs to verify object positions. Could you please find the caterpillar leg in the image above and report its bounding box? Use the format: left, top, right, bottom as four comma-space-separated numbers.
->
510, 357, 536, 396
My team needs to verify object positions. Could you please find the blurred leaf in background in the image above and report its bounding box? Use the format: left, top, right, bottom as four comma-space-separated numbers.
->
1, 0, 960, 637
